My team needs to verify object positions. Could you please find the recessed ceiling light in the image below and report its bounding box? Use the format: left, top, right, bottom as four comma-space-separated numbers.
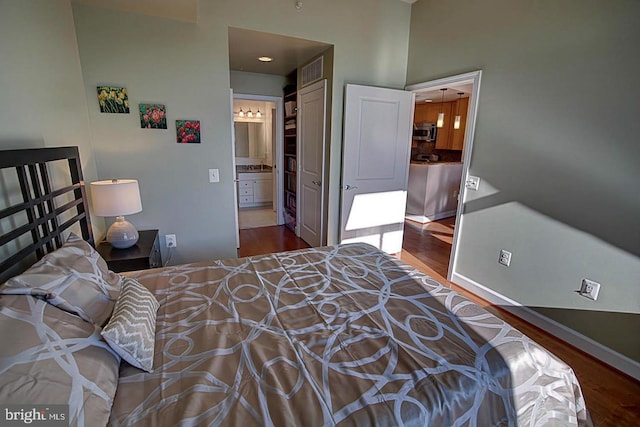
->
258, 56, 273, 62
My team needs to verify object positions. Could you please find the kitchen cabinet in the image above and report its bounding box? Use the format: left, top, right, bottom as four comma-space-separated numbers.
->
406, 162, 463, 223
414, 103, 429, 123
237, 172, 273, 208
432, 102, 454, 149
416, 102, 455, 149
450, 96, 469, 151
413, 98, 469, 151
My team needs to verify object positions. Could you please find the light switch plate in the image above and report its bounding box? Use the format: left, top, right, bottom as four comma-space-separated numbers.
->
208, 168, 219, 183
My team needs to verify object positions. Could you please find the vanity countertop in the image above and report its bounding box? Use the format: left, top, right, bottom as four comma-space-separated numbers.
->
410, 161, 462, 166
236, 165, 272, 172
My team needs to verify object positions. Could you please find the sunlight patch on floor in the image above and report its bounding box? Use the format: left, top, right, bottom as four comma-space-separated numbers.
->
238, 207, 277, 229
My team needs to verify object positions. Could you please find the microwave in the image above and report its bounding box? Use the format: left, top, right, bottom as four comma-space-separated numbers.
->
413, 122, 437, 142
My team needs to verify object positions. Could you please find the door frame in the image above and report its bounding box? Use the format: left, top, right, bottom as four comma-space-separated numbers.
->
405, 70, 482, 281
229, 89, 240, 248
232, 93, 284, 226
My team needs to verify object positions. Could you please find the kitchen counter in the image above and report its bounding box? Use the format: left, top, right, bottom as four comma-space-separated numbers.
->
406, 162, 463, 223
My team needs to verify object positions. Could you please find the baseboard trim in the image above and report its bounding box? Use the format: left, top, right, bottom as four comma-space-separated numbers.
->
405, 211, 456, 224
451, 272, 640, 381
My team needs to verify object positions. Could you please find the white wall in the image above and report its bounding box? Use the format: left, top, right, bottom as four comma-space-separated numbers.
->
72, 0, 411, 263
0, 0, 103, 236
407, 0, 640, 363
230, 71, 288, 98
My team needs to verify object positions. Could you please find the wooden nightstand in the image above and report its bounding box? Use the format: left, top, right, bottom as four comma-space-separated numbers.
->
96, 229, 162, 273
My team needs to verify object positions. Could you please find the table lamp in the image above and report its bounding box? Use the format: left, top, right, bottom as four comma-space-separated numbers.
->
90, 179, 142, 249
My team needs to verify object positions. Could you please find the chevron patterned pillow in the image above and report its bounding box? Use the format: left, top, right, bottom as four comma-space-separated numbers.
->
101, 277, 159, 372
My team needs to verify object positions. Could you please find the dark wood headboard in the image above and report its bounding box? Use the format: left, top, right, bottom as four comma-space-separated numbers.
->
0, 146, 93, 282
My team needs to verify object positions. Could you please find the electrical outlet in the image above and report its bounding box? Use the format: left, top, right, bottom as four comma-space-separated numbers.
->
579, 278, 600, 301
208, 169, 219, 183
498, 249, 512, 267
465, 176, 480, 191
165, 234, 177, 248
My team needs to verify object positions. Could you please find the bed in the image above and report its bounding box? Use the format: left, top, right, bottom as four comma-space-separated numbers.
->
0, 147, 591, 426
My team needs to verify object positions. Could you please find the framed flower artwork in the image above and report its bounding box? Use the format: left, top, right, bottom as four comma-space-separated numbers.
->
176, 120, 201, 143
139, 104, 167, 129
96, 86, 130, 113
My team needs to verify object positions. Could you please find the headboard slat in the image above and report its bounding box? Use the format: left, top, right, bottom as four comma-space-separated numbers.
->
0, 146, 93, 283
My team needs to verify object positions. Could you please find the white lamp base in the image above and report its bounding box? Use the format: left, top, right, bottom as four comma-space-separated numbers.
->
106, 216, 139, 249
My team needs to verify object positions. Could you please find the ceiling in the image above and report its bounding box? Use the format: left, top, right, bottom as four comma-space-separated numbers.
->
414, 83, 473, 103
228, 27, 331, 76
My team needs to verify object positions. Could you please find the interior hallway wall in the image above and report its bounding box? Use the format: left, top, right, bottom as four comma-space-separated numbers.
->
406, 0, 640, 363
0, 0, 103, 236
72, 0, 411, 264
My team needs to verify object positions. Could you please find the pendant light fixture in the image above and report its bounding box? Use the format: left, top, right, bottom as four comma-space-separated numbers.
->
454, 92, 463, 130
238, 108, 245, 118
256, 108, 262, 118
437, 88, 447, 128
247, 109, 253, 118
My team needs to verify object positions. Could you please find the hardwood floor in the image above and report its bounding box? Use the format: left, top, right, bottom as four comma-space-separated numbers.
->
238, 221, 640, 426
238, 225, 309, 258
401, 216, 456, 279
400, 217, 640, 426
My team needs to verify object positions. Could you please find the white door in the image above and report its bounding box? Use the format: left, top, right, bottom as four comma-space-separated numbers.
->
298, 80, 327, 247
340, 84, 414, 254
229, 89, 240, 248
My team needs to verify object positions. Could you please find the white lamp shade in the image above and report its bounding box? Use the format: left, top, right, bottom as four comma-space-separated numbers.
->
90, 179, 142, 217
437, 112, 445, 128
454, 115, 461, 129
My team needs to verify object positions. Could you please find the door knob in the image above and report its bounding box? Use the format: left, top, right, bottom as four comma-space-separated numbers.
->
312, 180, 322, 186
343, 184, 358, 190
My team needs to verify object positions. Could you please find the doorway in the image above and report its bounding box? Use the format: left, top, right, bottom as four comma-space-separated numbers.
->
228, 27, 333, 249
232, 95, 283, 230
404, 71, 482, 280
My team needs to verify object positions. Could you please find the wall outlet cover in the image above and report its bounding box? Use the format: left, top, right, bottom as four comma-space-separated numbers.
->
465, 175, 480, 191
165, 234, 177, 248
498, 249, 512, 267
579, 278, 600, 301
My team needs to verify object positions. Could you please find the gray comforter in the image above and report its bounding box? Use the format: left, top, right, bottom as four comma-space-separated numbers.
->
110, 243, 590, 426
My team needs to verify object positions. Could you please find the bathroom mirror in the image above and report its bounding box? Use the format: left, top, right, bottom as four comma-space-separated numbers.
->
234, 122, 265, 159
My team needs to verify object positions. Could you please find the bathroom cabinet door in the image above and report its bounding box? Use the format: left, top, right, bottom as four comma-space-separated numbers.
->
253, 179, 273, 203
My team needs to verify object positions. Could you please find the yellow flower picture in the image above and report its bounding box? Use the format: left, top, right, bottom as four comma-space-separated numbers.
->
96, 86, 130, 114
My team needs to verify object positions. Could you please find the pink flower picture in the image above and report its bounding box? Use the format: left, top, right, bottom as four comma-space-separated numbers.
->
139, 104, 167, 129
176, 120, 201, 144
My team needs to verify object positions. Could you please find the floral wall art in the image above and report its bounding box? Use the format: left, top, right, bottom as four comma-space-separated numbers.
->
176, 120, 201, 143
96, 86, 129, 113
139, 104, 167, 129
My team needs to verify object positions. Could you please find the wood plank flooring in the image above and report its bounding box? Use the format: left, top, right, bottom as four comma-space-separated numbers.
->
238, 223, 640, 426
238, 225, 309, 258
